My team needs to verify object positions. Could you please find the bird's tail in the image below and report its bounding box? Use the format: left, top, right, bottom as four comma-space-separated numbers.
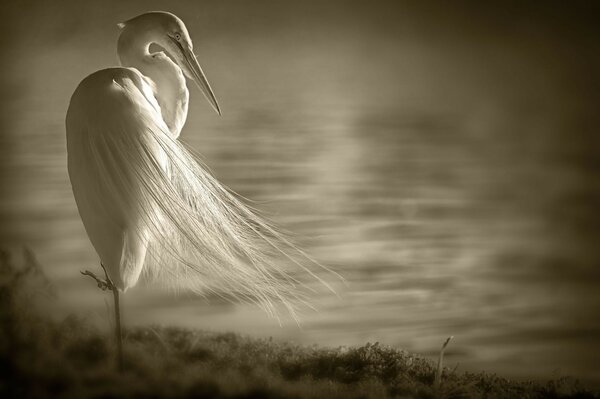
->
95, 77, 339, 322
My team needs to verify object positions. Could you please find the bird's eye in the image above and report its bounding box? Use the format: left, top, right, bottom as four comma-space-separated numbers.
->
174, 33, 181, 41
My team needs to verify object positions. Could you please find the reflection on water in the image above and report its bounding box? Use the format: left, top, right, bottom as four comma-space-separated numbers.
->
1, 0, 599, 386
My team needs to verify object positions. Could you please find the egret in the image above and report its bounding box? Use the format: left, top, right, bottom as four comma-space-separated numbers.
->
66, 11, 334, 370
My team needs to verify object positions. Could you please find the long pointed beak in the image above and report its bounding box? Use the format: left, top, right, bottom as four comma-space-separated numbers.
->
172, 38, 221, 115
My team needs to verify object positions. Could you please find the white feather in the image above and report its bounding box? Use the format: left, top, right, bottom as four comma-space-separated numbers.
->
67, 67, 337, 322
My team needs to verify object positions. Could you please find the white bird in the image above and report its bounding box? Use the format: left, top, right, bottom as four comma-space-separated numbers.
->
66, 11, 334, 369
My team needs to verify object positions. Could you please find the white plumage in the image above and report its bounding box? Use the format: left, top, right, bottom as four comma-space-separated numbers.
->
66, 12, 333, 322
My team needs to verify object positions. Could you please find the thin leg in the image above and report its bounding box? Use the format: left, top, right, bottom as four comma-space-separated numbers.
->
100, 263, 123, 373
112, 287, 124, 372
82, 264, 124, 372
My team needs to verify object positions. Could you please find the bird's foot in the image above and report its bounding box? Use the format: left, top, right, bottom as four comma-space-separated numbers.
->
81, 270, 115, 291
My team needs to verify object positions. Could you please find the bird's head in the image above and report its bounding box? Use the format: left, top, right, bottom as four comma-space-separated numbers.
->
118, 11, 221, 115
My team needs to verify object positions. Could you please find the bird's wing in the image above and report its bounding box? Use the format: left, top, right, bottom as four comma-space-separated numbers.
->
67, 67, 168, 290
67, 68, 336, 320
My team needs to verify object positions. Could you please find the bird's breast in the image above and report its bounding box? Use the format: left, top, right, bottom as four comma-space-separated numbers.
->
141, 54, 189, 138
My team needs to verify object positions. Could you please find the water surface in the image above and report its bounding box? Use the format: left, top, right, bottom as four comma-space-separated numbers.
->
1, 0, 599, 385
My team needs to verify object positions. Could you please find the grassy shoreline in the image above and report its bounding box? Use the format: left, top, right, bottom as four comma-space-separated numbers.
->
1, 250, 598, 398
4, 321, 599, 399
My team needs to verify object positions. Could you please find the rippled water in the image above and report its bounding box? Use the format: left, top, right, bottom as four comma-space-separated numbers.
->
1, 1, 599, 385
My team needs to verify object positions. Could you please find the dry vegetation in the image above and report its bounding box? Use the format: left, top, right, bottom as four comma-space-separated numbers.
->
1, 249, 597, 399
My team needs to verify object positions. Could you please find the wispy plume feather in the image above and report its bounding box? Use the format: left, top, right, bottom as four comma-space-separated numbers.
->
73, 71, 339, 323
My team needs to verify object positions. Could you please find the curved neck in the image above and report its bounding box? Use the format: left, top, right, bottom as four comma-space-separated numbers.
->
117, 26, 189, 138
117, 26, 152, 66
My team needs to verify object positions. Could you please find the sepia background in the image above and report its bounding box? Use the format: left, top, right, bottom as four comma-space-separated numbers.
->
1, 0, 599, 386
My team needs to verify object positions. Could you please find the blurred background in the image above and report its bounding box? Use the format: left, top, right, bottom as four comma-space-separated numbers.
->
1, 0, 599, 386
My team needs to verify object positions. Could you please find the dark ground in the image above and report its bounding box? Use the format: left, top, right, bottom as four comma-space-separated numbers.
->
1, 250, 598, 399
